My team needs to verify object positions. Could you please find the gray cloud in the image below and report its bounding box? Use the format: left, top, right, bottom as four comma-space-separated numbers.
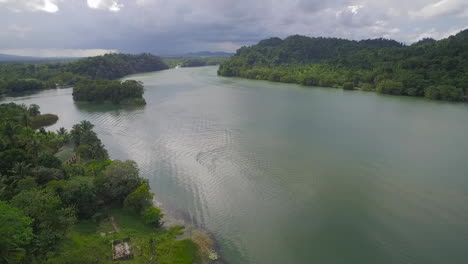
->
0, 0, 467, 56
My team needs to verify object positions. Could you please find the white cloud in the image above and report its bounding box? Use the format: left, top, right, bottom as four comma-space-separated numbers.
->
409, 0, 468, 19
0, 48, 118, 57
409, 25, 468, 42
0, 0, 59, 13
87, 0, 123, 12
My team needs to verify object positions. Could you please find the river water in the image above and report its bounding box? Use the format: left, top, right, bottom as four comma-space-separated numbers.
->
3, 66, 468, 264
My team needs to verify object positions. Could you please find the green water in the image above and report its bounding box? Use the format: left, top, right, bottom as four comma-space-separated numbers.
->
3, 66, 468, 264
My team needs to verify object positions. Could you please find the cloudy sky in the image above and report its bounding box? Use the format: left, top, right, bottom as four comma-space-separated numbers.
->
0, 0, 467, 57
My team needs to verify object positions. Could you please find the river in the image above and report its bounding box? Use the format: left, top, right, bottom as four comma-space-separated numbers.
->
3, 66, 468, 264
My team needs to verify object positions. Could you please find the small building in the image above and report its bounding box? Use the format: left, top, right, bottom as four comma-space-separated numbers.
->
112, 238, 133, 261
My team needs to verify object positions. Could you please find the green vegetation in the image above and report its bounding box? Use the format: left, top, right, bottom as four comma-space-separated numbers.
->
31, 114, 59, 129
0, 53, 168, 101
0, 102, 200, 264
163, 57, 228, 68
73, 79, 146, 105
218, 29, 468, 102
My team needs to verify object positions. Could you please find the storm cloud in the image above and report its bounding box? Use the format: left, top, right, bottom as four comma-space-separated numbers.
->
0, 0, 467, 56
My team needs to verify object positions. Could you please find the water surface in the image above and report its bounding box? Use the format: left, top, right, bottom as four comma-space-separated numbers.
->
3, 66, 468, 264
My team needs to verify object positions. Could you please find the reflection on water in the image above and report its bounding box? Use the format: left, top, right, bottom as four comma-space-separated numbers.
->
3, 66, 468, 264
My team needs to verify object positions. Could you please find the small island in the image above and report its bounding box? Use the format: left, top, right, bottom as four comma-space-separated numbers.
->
72, 79, 147, 105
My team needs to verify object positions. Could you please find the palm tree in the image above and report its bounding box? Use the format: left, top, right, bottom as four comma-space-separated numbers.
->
9, 162, 32, 180
80, 120, 94, 131
20, 112, 32, 127
0, 122, 21, 146
56, 127, 68, 136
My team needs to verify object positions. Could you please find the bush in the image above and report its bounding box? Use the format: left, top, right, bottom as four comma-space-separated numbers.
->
38, 152, 62, 169
141, 206, 163, 227
0, 201, 34, 263
424, 85, 464, 101
343, 82, 354, 90
124, 184, 153, 213
360, 83, 374, 91
97, 160, 143, 204
376, 80, 404, 95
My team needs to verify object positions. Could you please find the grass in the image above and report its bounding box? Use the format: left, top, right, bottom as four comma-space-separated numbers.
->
31, 114, 59, 129
44, 208, 200, 264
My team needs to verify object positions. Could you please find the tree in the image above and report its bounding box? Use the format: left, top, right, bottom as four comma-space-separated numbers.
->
141, 206, 163, 227
10, 189, 76, 253
27, 104, 41, 117
424, 85, 464, 101
97, 160, 143, 204
0, 202, 33, 264
376, 80, 404, 95
0, 122, 22, 146
37, 152, 62, 169
61, 177, 97, 219
124, 184, 153, 213
343, 82, 354, 90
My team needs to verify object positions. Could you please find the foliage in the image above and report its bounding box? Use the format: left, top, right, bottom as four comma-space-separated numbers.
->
376, 80, 404, 95
31, 114, 59, 129
424, 85, 464, 101
73, 79, 146, 105
219, 29, 468, 102
65, 53, 168, 80
0, 103, 200, 262
141, 206, 164, 227
124, 184, 154, 213
163, 57, 228, 68
70, 120, 108, 160
97, 160, 143, 204
343, 82, 354, 90
0, 201, 33, 264
61, 177, 97, 219
0, 53, 168, 96
28, 104, 41, 116
11, 188, 76, 253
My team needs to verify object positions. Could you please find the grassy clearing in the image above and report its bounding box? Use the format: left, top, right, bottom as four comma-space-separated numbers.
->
44, 208, 200, 264
31, 113, 58, 129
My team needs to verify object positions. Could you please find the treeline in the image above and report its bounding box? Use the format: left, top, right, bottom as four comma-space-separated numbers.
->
163, 57, 228, 68
64, 53, 168, 79
0, 103, 199, 263
218, 29, 468, 102
0, 53, 168, 95
73, 79, 146, 105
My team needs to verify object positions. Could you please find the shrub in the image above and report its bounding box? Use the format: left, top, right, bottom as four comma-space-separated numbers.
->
376, 80, 404, 95
141, 206, 163, 227
360, 83, 374, 91
38, 152, 62, 169
124, 184, 153, 213
343, 82, 354, 90
424, 85, 464, 101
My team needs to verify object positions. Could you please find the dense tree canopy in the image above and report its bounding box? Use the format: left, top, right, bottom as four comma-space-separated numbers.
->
0, 102, 172, 263
219, 29, 468, 102
0, 53, 168, 96
72, 79, 146, 105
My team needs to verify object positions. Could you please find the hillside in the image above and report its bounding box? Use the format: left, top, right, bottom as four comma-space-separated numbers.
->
218, 29, 468, 101
0, 53, 169, 95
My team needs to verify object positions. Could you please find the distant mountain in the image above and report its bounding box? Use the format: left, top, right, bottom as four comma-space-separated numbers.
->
165, 51, 233, 58
0, 53, 79, 64
0, 53, 40, 61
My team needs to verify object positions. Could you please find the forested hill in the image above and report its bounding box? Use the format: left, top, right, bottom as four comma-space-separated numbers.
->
218, 29, 468, 101
0, 53, 168, 95
65, 53, 168, 79
236, 35, 403, 65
